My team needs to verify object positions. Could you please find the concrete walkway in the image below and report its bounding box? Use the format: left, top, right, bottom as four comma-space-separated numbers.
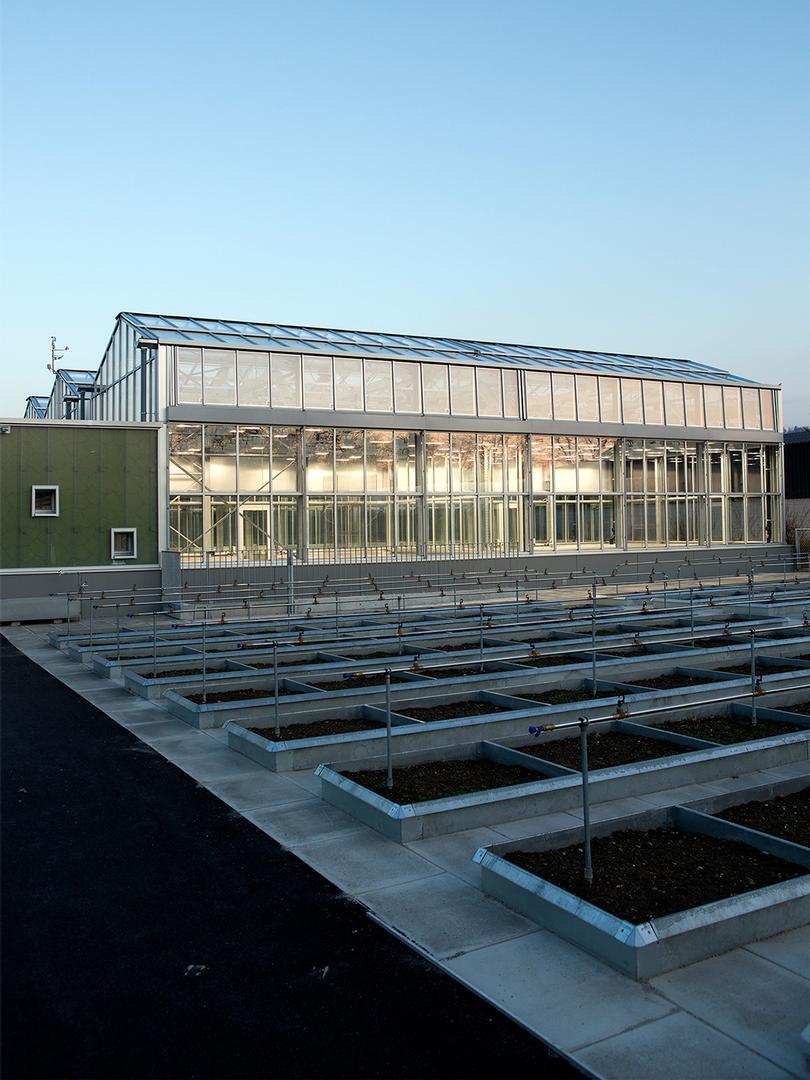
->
7, 622, 810, 1080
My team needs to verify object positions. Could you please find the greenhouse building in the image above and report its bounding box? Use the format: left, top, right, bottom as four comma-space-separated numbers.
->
18, 311, 785, 571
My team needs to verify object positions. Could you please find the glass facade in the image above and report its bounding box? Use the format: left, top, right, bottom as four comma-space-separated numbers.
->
169, 347, 779, 433
168, 423, 782, 560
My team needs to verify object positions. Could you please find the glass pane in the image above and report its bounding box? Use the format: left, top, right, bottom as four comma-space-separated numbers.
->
305, 429, 333, 492
477, 434, 504, 492
307, 496, 334, 550
599, 377, 620, 422
204, 424, 237, 490
367, 497, 393, 550
396, 498, 418, 551
365, 429, 394, 491
642, 380, 664, 424
553, 436, 577, 492
729, 449, 744, 492
237, 351, 269, 406
531, 435, 552, 493
169, 495, 203, 551
334, 358, 364, 410
271, 354, 302, 408
394, 362, 421, 413
506, 495, 524, 550
478, 497, 504, 549
710, 497, 724, 541
627, 497, 645, 546
704, 385, 724, 427
335, 428, 364, 492
602, 499, 616, 545
203, 349, 236, 406
273, 496, 298, 553
272, 427, 299, 492
746, 447, 763, 493
505, 434, 525, 491
578, 437, 600, 493
476, 368, 502, 417
663, 382, 685, 426
502, 370, 520, 417
760, 389, 775, 431
728, 497, 745, 541
422, 364, 449, 414
747, 498, 763, 541
425, 432, 450, 492
684, 383, 705, 427
208, 496, 237, 552
303, 355, 334, 409
238, 425, 272, 492
240, 498, 270, 559
552, 373, 575, 420
526, 371, 552, 419
364, 360, 393, 411
533, 498, 551, 545
646, 440, 666, 492
723, 386, 742, 429
177, 347, 202, 404
555, 497, 577, 544
666, 443, 686, 492
336, 497, 364, 552
580, 498, 601, 544
622, 379, 643, 423
742, 387, 761, 429
427, 497, 450, 547
600, 438, 617, 492
449, 366, 476, 414
709, 447, 723, 493
576, 375, 599, 421
451, 432, 476, 493
395, 432, 418, 492
452, 496, 477, 548
169, 423, 202, 492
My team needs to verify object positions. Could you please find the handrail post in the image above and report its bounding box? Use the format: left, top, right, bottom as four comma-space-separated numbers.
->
579, 717, 593, 884
201, 616, 208, 703
479, 604, 485, 672
152, 610, 158, 679
273, 640, 280, 738
750, 628, 757, 727
385, 667, 393, 790
591, 575, 597, 697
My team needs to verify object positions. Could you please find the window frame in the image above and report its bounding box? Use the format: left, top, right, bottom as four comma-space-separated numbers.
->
31, 485, 60, 517
110, 527, 138, 560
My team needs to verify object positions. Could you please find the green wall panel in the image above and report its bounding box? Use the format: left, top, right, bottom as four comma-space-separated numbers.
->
0, 426, 158, 569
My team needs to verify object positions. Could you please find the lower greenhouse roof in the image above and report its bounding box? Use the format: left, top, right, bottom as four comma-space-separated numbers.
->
118, 312, 768, 387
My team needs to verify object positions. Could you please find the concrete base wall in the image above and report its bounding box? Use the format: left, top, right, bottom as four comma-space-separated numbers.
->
0, 568, 161, 623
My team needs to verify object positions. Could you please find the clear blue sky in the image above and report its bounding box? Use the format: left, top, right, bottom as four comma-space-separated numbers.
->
1, 0, 808, 424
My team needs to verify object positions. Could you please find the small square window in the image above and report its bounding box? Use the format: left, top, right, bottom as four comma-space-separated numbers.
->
31, 485, 59, 517
111, 528, 137, 560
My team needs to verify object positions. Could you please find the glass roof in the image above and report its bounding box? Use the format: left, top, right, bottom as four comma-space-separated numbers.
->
58, 369, 97, 394
120, 312, 762, 386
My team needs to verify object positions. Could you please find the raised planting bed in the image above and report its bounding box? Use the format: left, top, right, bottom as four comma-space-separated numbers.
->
475, 804, 810, 978
518, 729, 701, 770
249, 716, 385, 742
627, 672, 730, 691
655, 714, 810, 743
503, 826, 803, 924
719, 660, 810, 676
717, 788, 810, 848
187, 684, 302, 704
512, 653, 593, 668
419, 663, 511, 679
344, 757, 543, 802
398, 700, 512, 722
516, 688, 593, 706
309, 673, 414, 691
785, 702, 810, 716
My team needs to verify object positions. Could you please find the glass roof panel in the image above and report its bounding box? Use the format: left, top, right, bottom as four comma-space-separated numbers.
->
115, 313, 765, 386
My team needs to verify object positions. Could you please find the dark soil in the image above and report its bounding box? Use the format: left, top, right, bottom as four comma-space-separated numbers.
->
719, 661, 808, 676
135, 666, 214, 679
596, 645, 647, 657
344, 757, 540, 802
505, 827, 804, 923
520, 730, 693, 770
243, 657, 315, 669
514, 689, 590, 706
250, 717, 383, 742
433, 641, 489, 652
717, 789, 810, 847
684, 637, 736, 649
400, 700, 511, 722
313, 673, 398, 691
341, 650, 406, 660
655, 714, 808, 743
420, 664, 501, 679
516, 653, 592, 668
105, 652, 157, 660
628, 672, 722, 690
785, 702, 810, 716
187, 685, 300, 704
